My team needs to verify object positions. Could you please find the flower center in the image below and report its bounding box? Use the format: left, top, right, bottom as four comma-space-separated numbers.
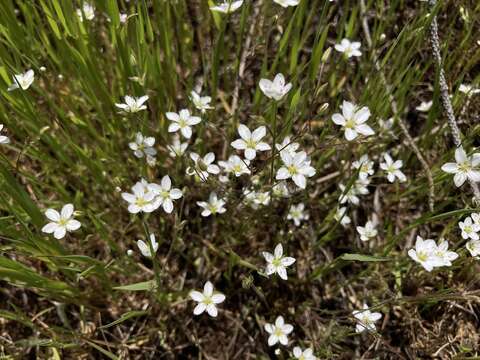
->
459, 162, 472, 173
274, 328, 283, 337
58, 218, 68, 226
287, 165, 298, 175
246, 139, 257, 149
135, 197, 149, 207
345, 118, 356, 129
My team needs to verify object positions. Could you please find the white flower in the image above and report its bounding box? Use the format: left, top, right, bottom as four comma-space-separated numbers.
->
210, 0, 244, 13
262, 244, 296, 280
190, 91, 213, 113
186, 152, 220, 181
272, 181, 290, 198
352, 304, 382, 333
331, 101, 374, 141
197, 192, 226, 217
264, 316, 294, 346
334, 39, 361, 58
41, 204, 81, 239
166, 135, 188, 158
356, 220, 377, 241
287, 203, 309, 226
339, 179, 370, 205
459, 84, 480, 96
136, 234, 158, 258
466, 240, 480, 258
76, 2, 95, 21
253, 191, 271, 206
276, 136, 300, 157
166, 109, 201, 139
231, 124, 271, 160
380, 153, 406, 183
274, 0, 301, 7
471, 212, 480, 226
189, 281, 225, 317
119, 13, 128, 23
115, 95, 149, 113
378, 118, 394, 133
121, 180, 158, 214
0, 124, 10, 144
441, 148, 480, 187
416, 100, 432, 112
458, 217, 480, 240
407, 236, 458, 272
148, 175, 183, 214
129, 132, 156, 159
433, 240, 459, 267
8, 70, 34, 91
352, 154, 374, 180
334, 207, 351, 226
276, 151, 316, 189
293, 347, 316, 360
259, 73, 292, 101
218, 155, 251, 177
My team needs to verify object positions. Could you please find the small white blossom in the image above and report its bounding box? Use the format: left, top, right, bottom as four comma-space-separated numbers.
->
189, 281, 225, 317
197, 192, 226, 217
136, 233, 158, 258
293, 347, 316, 360
148, 175, 183, 214
380, 153, 406, 183
334, 39, 361, 58
262, 244, 296, 280
441, 148, 480, 187
166, 109, 201, 139
186, 152, 220, 180
352, 304, 382, 333
356, 220, 377, 241
276, 151, 316, 189
264, 316, 294, 346
408, 236, 457, 272
41, 204, 81, 239
272, 182, 290, 198
8, 69, 34, 91
231, 124, 271, 160
121, 180, 157, 214
129, 132, 156, 159
210, 0, 244, 13
253, 191, 271, 206
115, 95, 149, 113
218, 155, 251, 177
334, 207, 351, 226
433, 240, 459, 267
416, 100, 432, 112
466, 240, 480, 258
332, 101, 374, 141
459, 84, 480, 96
276, 136, 300, 157
352, 154, 374, 180
166, 135, 188, 158
190, 91, 213, 113
259, 73, 292, 101
274, 0, 301, 7
76, 2, 95, 21
338, 179, 369, 205
287, 203, 309, 226
0, 124, 10, 144
458, 217, 480, 240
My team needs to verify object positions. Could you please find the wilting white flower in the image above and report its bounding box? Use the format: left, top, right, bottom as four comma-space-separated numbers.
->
253, 191, 271, 206
416, 100, 432, 112
231, 124, 271, 160
380, 153, 406, 183
459, 84, 480, 96
259, 73, 292, 101
352, 304, 382, 333
76, 2, 95, 21
218, 155, 251, 177
115, 95, 149, 113
243, 188, 258, 206
408, 236, 458, 272
274, 0, 301, 7
121, 180, 158, 214
276, 151, 316, 189
378, 118, 394, 133
441, 148, 480, 187
262, 244, 296, 280
190, 91, 213, 113
466, 240, 480, 258
0, 125, 10, 144
41, 204, 81, 239
189, 281, 225, 317
7, 69, 34, 91
166, 109, 201, 139
129, 132, 156, 159
210, 0, 244, 13
332, 101, 374, 141
187, 152, 220, 181
293, 347, 316, 360
334, 207, 351, 226
148, 175, 183, 214
272, 181, 290, 198
352, 154, 374, 180
458, 217, 480, 240
287, 203, 309, 226
166, 135, 188, 158
334, 39, 361, 58
264, 316, 294, 346
276, 136, 300, 157
356, 220, 377, 241
197, 192, 226, 217
137, 233, 158, 258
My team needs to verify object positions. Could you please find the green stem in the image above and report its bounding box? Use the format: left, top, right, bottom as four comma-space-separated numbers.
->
142, 218, 162, 291
269, 102, 278, 184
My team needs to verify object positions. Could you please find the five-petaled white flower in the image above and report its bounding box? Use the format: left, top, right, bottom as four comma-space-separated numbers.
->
352, 154, 374, 180
259, 73, 292, 101
0, 124, 10, 144
352, 304, 382, 333
8, 69, 34, 91
42, 204, 81, 239
166, 109, 201, 139
210, 0, 244, 13
197, 192, 226, 217
148, 175, 183, 214
262, 244, 296, 280
332, 101, 374, 141
276, 136, 300, 157
274, 0, 301, 7
137, 233, 159, 258
380, 153, 406, 183
287, 203, 309, 226
293, 347, 317, 360
441, 147, 480, 187
459, 84, 480, 96
218, 155, 251, 177
186, 152, 220, 181
76, 2, 95, 21
253, 191, 271, 207
231, 124, 271, 160
167, 135, 188, 158
121, 180, 158, 214
334, 39, 362, 58
334, 207, 351, 227
356, 220, 377, 241
466, 240, 480, 258
129, 132, 156, 159
264, 316, 294, 346
458, 216, 480, 240
408, 236, 458, 272
190, 91, 213, 113
115, 95, 149, 113
189, 281, 225, 317
416, 100, 432, 112
276, 151, 316, 189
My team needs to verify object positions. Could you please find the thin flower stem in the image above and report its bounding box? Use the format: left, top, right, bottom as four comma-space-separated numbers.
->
270, 102, 278, 184
142, 218, 162, 291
